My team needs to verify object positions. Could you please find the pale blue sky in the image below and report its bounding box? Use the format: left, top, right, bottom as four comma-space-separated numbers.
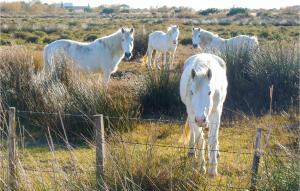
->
1, 0, 299, 9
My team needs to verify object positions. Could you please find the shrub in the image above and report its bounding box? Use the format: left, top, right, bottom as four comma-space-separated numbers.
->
227, 7, 248, 16
0, 46, 139, 137
216, 40, 299, 113
138, 68, 184, 118
132, 32, 149, 59
199, 8, 220, 16
84, 34, 98, 42
259, 31, 269, 39
43, 36, 57, 44
180, 37, 192, 45
26, 35, 39, 43
248, 41, 300, 111
14, 31, 30, 39
101, 8, 114, 14
0, 39, 11, 45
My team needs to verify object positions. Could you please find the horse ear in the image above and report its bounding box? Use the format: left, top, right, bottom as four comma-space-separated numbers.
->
191, 69, 196, 79
121, 28, 125, 33
207, 69, 212, 80
198, 28, 201, 31
192, 27, 195, 31
130, 28, 134, 34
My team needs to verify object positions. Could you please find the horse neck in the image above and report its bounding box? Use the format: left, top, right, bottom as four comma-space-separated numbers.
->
102, 31, 123, 57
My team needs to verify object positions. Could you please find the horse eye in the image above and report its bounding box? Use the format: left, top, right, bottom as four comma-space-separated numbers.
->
191, 91, 194, 95
198, 35, 201, 38
122, 39, 125, 42
208, 91, 211, 95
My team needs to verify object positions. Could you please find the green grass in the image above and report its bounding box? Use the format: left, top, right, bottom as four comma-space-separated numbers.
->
0, 115, 298, 190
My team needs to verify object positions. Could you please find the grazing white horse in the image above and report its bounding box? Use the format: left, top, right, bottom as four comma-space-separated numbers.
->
180, 53, 227, 176
43, 28, 134, 88
147, 25, 180, 69
192, 27, 258, 52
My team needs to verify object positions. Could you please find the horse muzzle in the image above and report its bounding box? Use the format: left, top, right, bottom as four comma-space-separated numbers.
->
192, 44, 198, 49
125, 52, 132, 60
195, 116, 206, 126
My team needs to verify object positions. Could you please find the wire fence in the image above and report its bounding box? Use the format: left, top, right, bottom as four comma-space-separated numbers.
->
0, 108, 299, 190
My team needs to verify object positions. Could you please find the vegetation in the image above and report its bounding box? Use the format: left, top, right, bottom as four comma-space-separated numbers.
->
226, 7, 249, 16
199, 8, 220, 16
0, 6, 299, 190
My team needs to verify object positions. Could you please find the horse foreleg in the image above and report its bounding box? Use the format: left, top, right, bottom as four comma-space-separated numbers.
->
163, 52, 167, 69
194, 126, 206, 173
207, 111, 221, 177
170, 51, 176, 68
147, 47, 153, 69
102, 72, 111, 92
155, 51, 161, 70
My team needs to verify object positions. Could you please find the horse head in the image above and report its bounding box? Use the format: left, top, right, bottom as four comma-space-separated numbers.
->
121, 27, 134, 60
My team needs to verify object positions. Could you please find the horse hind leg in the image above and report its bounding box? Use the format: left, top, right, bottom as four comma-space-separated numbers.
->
155, 51, 161, 70
147, 47, 153, 69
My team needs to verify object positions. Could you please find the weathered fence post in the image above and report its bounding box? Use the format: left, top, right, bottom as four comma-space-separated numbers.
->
250, 128, 262, 191
8, 107, 17, 191
94, 114, 106, 190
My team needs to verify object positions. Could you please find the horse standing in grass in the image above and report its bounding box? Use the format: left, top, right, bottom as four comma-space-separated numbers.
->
43, 28, 134, 88
147, 25, 180, 69
192, 27, 258, 52
180, 53, 227, 176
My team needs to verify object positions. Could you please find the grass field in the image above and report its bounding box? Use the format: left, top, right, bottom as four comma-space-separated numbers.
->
0, 4, 300, 190
0, 114, 299, 190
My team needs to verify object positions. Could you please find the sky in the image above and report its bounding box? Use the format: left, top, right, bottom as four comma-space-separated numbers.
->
0, 0, 299, 10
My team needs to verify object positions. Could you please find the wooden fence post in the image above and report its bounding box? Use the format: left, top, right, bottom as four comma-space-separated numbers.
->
250, 128, 262, 191
8, 107, 17, 191
94, 114, 106, 190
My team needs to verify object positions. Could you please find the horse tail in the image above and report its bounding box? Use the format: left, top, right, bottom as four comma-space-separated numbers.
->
180, 119, 190, 144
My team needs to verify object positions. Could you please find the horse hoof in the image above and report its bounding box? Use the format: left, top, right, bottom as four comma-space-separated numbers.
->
188, 152, 195, 158
208, 167, 218, 177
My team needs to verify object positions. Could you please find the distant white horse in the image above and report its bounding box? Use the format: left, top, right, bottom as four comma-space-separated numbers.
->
180, 53, 227, 176
147, 25, 180, 69
43, 28, 134, 88
192, 27, 258, 52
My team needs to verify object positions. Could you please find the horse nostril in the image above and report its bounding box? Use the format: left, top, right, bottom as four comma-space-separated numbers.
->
125, 53, 131, 58
203, 118, 206, 123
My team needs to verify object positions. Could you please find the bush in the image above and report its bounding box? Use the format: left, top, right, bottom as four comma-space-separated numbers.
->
0, 46, 139, 137
14, 31, 30, 39
248, 41, 299, 111
43, 36, 57, 44
138, 68, 184, 118
216, 41, 299, 113
227, 7, 248, 16
180, 37, 192, 45
101, 8, 114, 14
199, 8, 220, 16
26, 35, 39, 43
84, 34, 98, 42
132, 32, 149, 59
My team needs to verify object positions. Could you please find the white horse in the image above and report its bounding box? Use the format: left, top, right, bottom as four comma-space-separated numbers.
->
147, 25, 180, 69
192, 27, 258, 52
43, 28, 134, 88
180, 53, 227, 176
